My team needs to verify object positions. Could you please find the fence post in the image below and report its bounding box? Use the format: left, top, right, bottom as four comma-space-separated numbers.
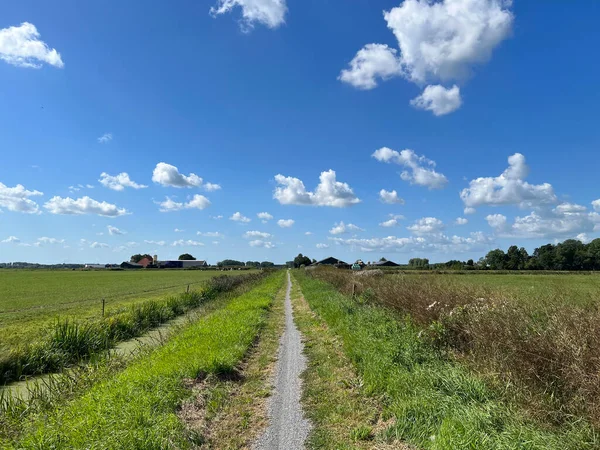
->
187, 284, 190, 293
352, 282, 356, 297
102, 298, 105, 318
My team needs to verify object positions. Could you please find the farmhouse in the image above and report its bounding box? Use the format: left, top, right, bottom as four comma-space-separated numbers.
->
138, 257, 153, 268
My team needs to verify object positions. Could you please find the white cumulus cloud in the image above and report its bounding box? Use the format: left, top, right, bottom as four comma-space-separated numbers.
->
0, 22, 63, 69
486, 205, 600, 239
99, 172, 147, 191
1, 236, 20, 244
249, 239, 275, 249
37, 237, 65, 245
97, 133, 112, 144
379, 215, 404, 228
372, 147, 448, 190
144, 240, 167, 246
576, 233, 591, 244
329, 221, 364, 235
460, 153, 557, 211
384, 0, 513, 84
244, 231, 272, 239
152, 162, 218, 191
486, 213, 507, 230
410, 85, 462, 116
107, 225, 125, 236
204, 182, 222, 192
172, 240, 205, 247
0, 182, 43, 213
455, 217, 468, 225
44, 196, 128, 217
407, 217, 445, 235
210, 0, 287, 31
379, 189, 405, 205
157, 195, 211, 212
338, 43, 402, 90
316, 243, 329, 249
274, 170, 360, 207
197, 231, 223, 238
592, 199, 600, 212
330, 231, 492, 254
339, 0, 513, 114
257, 212, 273, 223
90, 242, 109, 249
380, 219, 399, 228
277, 219, 295, 228
230, 212, 251, 223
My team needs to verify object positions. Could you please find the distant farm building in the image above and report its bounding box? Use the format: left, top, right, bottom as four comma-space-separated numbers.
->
137, 257, 153, 268
314, 257, 350, 269
370, 260, 400, 267
159, 260, 208, 269
120, 262, 143, 269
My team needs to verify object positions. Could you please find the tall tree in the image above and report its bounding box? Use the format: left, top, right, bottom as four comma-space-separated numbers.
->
485, 249, 507, 270
178, 253, 196, 261
293, 253, 311, 268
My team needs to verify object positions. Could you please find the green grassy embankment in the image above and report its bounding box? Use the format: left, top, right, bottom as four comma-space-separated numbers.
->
0, 273, 264, 385
295, 270, 596, 449
1, 271, 284, 448
0, 269, 253, 354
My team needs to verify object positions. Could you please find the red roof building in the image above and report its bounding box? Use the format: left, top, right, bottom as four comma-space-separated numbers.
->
138, 257, 153, 268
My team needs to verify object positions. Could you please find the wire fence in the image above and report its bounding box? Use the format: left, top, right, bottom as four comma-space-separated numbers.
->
0, 280, 208, 316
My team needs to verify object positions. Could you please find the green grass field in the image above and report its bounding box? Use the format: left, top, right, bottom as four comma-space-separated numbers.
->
0, 269, 252, 354
1, 272, 284, 448
402, 272, 600, 305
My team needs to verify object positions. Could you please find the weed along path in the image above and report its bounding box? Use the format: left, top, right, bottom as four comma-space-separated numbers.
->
254, 271, 311, 450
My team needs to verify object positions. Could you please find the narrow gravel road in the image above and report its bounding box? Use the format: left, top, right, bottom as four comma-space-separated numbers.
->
254, 272, 311, 450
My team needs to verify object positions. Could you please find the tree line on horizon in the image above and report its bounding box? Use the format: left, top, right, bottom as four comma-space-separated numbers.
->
411, 238, 600, 271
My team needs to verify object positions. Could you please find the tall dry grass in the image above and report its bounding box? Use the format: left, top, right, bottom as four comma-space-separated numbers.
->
307, 267, 600, 427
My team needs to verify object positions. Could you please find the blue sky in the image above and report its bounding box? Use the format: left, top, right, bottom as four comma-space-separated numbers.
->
1, 0, 599, 265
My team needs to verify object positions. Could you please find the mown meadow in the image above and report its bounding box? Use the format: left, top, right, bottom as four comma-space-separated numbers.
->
0, 270, 258, 386
0, 269, 252, 355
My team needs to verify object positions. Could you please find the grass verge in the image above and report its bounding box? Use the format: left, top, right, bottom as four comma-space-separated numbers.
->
1, 271, 284, 449
178, 273, 287, 448
295, 270, 597, 450
0, 273, 264, 385
290, 276, 411, 449
310, 267, 600, 427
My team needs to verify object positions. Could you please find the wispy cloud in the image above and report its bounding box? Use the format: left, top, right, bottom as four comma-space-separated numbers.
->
97, 133, 113, 144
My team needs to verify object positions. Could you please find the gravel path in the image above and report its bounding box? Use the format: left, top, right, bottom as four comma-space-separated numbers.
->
254, 272, 311, 450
